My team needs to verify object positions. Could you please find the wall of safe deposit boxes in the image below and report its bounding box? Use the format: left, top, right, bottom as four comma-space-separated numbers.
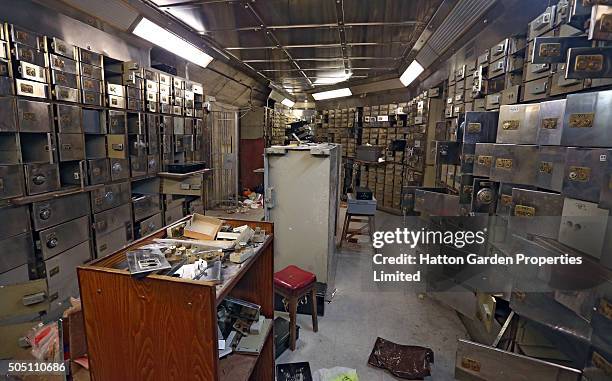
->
0, 21, 208, 315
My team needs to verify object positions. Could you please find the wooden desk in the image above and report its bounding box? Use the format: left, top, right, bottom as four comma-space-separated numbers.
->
77, 217, 274, 381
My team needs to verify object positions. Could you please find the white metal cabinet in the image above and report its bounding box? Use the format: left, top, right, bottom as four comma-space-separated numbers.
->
264, 144, 341, 298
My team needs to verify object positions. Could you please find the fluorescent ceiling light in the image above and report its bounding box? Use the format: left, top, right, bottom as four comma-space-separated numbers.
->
133, 18, 213, 68
281, 98, 295, 108
399, 60, 424, 87
314, 71, 352, 85
312, 88, 352, 101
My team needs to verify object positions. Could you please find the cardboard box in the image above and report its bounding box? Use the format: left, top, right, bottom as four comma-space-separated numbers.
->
184, 214, 223, 240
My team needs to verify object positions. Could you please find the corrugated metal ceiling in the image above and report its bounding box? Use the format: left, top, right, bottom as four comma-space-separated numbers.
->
150, 0, 443, 100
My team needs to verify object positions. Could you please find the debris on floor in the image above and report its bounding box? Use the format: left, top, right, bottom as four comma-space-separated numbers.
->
276, 362, 313, 381
367, 337, 434, 379
314, 367, 359, 381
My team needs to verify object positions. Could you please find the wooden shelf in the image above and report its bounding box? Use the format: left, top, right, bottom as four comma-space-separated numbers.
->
218, 330, 273, 381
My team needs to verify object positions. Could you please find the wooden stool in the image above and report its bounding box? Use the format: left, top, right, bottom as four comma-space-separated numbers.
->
340, 212, 376, 247
274, 265, 318, 351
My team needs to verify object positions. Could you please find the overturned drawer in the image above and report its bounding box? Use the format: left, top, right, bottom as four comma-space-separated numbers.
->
94, 222, 133, 258
455, 339, 581, 381
93, 203, 132, 237
44, 240, 92, 310
38, 215, 90, 260
91, 181, 131, 213
0, 232, 34, 274
161, 174, 204, 196
32, 192, 90, 231
137, 213, 163, 238
132, 194, 161, 221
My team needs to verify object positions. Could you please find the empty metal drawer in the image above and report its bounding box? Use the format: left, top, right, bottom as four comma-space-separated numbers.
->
0, 133, 21, 164
82, 109, 106, 134
38, 215, 90, 260
87, 158, 110, 185
32, 192, 89, 232
93, 203, 132, 237
130, 155, 147, 178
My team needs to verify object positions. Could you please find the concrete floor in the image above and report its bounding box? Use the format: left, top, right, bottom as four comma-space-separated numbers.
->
277, 211, 468, 380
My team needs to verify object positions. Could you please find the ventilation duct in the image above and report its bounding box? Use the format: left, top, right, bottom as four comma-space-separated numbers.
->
415, 0, 496, 67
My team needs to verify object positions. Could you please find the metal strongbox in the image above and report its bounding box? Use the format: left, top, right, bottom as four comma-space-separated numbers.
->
559, 198, 610, 259
497, 183, 536, 216
461, 144, 475, 175
82, 109, 106, 134
562, 147, 609, 203
79, 49, 102, 67
17, 99, 52, 132
130, 155, 147, 178
474, 143, 495, 178
471, 179, 498, 215
0, 205, 30, 240
56, 104, 81, 133
87, 158, 110, 185
132, 194, 161, 221
32, 192, 89, 231
37, 215, 90, 260
561, 90, 612, 147
94, 222, 133, 258
0, 165, 25, 199
536, 99, 566, 145
50, 70, 78, 89
49, 37, 77, 60
496, 104, 541, 144
522, 78, 549, 102
48, 54, 77, 75
508, 188, 563, 239
43, 240, 92, 310
537, 146, 566, 192
24, 163, 60, 195
173, 117, 185, 135
81, 77, 101, 94
136, 213, 163, 238
93, 203, 132, 237
59, 161, 86, 188
0, 232, 34, 274
491, 144, 538, 185
462, 111, 499, 144
15, 79, 48, 99
80, 63, 102, 80
57, 134, 85, 162
108, 110, 126, 134
0, 97, 17, 132
53, 85, 79, 103
110, 158, 129, 181
106, 135, 126, 159
91, 182, 131, 213
81, 91, 102, 107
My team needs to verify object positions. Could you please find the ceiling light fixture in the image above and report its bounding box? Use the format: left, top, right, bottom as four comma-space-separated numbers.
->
399, 60, 424, 87
314, 70, 352, 85
133, 17, 213, 68
312, 88, 352, 101
281, 98, 295, 108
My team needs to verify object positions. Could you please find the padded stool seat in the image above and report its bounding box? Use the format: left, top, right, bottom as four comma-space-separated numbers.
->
274, 265, 316, 291
274, 265, 318, 351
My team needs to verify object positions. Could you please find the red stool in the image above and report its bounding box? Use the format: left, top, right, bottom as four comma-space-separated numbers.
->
274, 265, 318, 350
